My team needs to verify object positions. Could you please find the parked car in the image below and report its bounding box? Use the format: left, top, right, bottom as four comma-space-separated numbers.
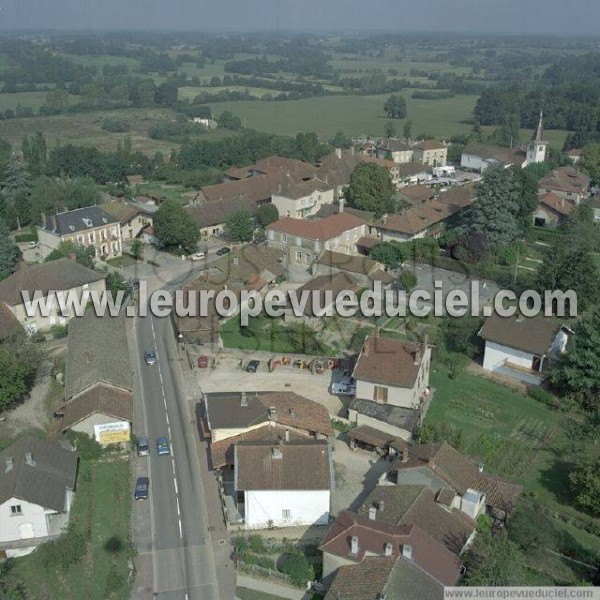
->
190, 252, 205, 261
156, 437, 171, 456
144, 350, 157, 366
136, 436, 150, 456
134, 476, 149, 500
330, 377, 356, 396
216, 246, 231, 256
28, 241, 38, 248
245, 359, 260, 373
197, 355, 209, 368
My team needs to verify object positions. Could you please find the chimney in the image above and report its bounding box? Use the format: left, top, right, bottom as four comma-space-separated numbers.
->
269, 406, 277, 420
384, 542, 393, 557
41, 212, 47, 229
335, 147, 342, 160
241, 392, 248, 407
5, 457, 14, 472
24, 452, 35, 466
413, 347, 421, 366
368, 506, 377, 520
350, 535, 359, 555
272, 447, 283, 459
285, 429, 290, 442
51, 214, 57, 232
338, 197, 345, 213
401, 447, 409, 463
382, 214, 388, 224
378, 500, 385, 512
402, 544, 413, 560
478, 462, 484, 473
289, 407, 296, 417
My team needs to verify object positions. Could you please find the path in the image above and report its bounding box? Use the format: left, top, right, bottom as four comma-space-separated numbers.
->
236, 575, 310, 600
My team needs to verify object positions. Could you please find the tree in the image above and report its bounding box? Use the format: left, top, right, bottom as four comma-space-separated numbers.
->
45, 241, 95, 270
346, 163, 395, 216
549, 308, 600, 409
569, 456, 600, 517
130, 239, 143, 261
506, 503, 555, 556
403, 119, 413, 141
397, 271, 417, 290
153, 199, 199, 253
369, 242, 406, 269
384, 94, 407, 119
384, 121, 396, 139
224, 211, 255, 242
457, 166, 522, 255
216, 110, 242, 131
22, 132, 47, 177
155, 80, 179, 107
579, 143, 600, 185
0, 219, 21, 280
442, 315, 484, 358
285, 322, 326, 356
0, 334, 41, 410
330, 131, 352, 150
255, 203, 279, 227
44, 88, 69, 114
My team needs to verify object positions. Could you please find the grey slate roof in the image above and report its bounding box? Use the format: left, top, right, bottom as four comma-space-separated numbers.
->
44, 206, 119, 236
0, 436, 78, 512
350, 398, 419, 432
65, 310, 132, 400
0, 258, 105, 306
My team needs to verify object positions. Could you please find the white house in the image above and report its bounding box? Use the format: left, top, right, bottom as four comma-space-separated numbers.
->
271, 179, 334, 219
0, 436, 78, 557
479, 313, 569, 385
234, 440, 333, 529
352, 335, 431, 409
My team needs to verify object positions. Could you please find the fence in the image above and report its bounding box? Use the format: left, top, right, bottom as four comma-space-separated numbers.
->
237, 560, 298, 587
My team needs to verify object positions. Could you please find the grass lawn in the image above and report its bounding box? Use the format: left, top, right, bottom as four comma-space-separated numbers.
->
221, 316, 296, 354
0, 91, 79, 113
206, 92, 477, 139
236, 589, 288, 600
12, 456, 132, 600
63, 54, 140, 70
106, 254, 138, 268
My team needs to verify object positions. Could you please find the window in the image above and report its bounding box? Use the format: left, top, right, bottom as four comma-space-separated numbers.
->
282, 234, 288, 243
296, 250, 302, 261
373, 385, 388, 403
10, 505, 22, 516
88, 232, 95, 244
282, 509, 291, 520
76, 234, 84, 246
101, 229, 107, 241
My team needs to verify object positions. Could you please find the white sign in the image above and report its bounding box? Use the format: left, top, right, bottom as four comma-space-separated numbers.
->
93, 421, 131, 444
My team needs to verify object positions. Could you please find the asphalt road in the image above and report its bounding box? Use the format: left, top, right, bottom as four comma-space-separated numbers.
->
133, 311, 220, 600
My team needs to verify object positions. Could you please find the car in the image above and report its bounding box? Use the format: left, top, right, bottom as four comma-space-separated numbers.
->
197, 355, 209, 368
136, 436, 149, 456
245, 359, 260, 373
330, 377, 357, 396
216, 246, 231, 256
190, 252, 205, 261
144, 350, 157, 366
28, 241, 38, 248
156, 437, 170, 456
134, 476, 149, 500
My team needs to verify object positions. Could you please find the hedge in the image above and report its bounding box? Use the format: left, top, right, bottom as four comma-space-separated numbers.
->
14, 231, 38, 243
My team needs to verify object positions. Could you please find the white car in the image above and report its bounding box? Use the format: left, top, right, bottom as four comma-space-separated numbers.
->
330, 378, 357, 396
190, 252, 205, 261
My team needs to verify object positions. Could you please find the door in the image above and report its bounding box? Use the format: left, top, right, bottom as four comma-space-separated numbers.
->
19, 523, 34, 539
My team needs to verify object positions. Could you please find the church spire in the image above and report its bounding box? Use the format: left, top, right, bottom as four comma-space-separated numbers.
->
533, 110, 544, 142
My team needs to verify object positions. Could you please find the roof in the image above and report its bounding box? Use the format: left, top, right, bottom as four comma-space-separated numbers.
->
357, 485, 475, 555
125, 175, 144, 185
317, 151, 363, 188
0, 258, 105, 307
204, 391, 334, 437
538, 166, 590, 195
349, 398, 419, 433
316, 250, 381, 277
478, 312, 563, 356
532, 111, 545, 142
0, 302, 23, 340
390, 442, 522, 514
371, 269, 396, 285
319, 511, 462, 586
65, 311, 132, 400
353, 336, 427, 389
361, 156, 397, 169
397, 161, 432, 177
462, 141, 527, 167
100, 202, 147, 224
267, 212, 365, 242
292, 272, 359, 317
538, 192, 575, 217
43, 206, 119, 236
250, 156, 317, 180
209, 423, 309, 469
315, 203, 375, 222
199, 174, 283, 204
0, 436, 78, 512
274, 178, 332, 199
349, 425, 399, 448
356, 236, 380, 250
60, 384, 133, 431
234, 440, 332, 491
414, 140, 445, 151
398, 185, 438, 205
187, 196, 259, 229
378, 139, 412, 153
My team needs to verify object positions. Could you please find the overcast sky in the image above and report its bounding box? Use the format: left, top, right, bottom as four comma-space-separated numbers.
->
0, 0, 597, 35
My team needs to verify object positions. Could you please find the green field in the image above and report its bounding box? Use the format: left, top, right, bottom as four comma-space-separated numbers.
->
207, 92, 477, 139
64, 54, 140, 71
12, 457, 132, 600
0, 91, 79, 113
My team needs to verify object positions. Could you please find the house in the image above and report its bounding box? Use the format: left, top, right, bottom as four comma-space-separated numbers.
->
313, 250, 391, 288
317, 150, 363, 200
533, 192, 575, 228
0, 436, 78, 557
460, 141, 526, 172
52, 311, 133, 444
271, 179, 334, 219
376, 139, 414, 165
479, 312, 569, 385
100, 201, 153, 241
267, 212, 367, 264
412, 140, 447, 167
566, 149, 583, 164
224, 156, 317, 183
538, 166, 590, 206
284, 272, 360, 326
37, 206, 123, 260
388, 441, 523, 522
139, 225, 158, 245
124, 174, 144, 186
352, 335, 432, 409
396, 162, 432, 187
397, 185, 438, 206
186, 196, 259, 238
234, 440, 333, 529
348, 398, 421, 442
319, 510, 462, 585
202, 391, 333, 469
0, 258, 106, 334
360, 156, 402, 189
192, 117, 218, 128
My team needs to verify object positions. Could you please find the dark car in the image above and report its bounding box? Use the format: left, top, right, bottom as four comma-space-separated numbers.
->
144, 350, 157, 366
136, 436, 149, 456
216, 246, 231, 256
134, 476, 149, 500
245, 359, 260, 373
157, 436, 171, 456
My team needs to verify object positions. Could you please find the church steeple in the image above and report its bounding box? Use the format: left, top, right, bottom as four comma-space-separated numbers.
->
532, 110, 545, 143
526, 110, 547, 166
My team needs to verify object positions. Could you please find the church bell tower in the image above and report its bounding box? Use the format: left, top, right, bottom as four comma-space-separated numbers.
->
526, 110, 547, 166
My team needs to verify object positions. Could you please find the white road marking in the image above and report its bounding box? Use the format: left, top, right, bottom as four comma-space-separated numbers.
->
178, 519, 183, 538
176, 496, 181, 516
165, 412, 170, 426
174, 478, 178, 495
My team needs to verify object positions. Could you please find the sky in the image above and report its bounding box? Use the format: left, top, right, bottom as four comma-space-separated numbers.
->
0, 0, 597, 35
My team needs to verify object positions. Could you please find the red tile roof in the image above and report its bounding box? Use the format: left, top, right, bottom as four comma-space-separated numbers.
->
538, 192, 575, 217
267, 212, 365, 241
538, 166, 590, 195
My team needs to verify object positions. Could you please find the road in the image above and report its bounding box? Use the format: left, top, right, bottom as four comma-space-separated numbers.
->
133, 309, 220, 600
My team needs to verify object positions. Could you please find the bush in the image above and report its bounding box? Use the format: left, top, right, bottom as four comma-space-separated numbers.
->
279, 551, 314, 587
331, 418, 352, 433
100, 118, 130, 133
247, 534, 266, 554
233, 535, 248, 553
527, 387, 557, 408
398, 271, 417, 290
50, 324, 68, 339
476, 514, 493, 532
238, 552, 276, 570
41, 524, 89, 569
66, 431, 104, 460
